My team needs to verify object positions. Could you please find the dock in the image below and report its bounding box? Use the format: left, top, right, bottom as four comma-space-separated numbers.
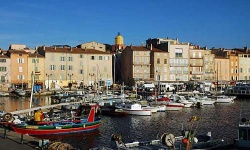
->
0, 127, 40, 150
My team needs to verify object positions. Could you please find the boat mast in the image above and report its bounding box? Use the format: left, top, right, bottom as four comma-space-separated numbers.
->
29, 54, 37, 114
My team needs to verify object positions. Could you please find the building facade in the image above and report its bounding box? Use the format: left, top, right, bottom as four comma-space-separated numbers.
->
76, 41, 106, 52
37, 45, 113, 90
121, 46, 151, 85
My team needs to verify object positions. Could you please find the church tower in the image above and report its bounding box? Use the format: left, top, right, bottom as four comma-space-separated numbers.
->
112, 32, 126, 52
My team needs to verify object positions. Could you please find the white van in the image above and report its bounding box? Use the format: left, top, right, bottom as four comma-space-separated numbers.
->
159, 83, 175, 92
143, 83, 155, 91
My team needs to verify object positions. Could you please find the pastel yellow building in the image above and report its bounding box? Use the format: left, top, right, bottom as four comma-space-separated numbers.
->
27, 53, 45, 90
6, 50, 29, 89
37, 45, 113, 90
214, 57, 230, 84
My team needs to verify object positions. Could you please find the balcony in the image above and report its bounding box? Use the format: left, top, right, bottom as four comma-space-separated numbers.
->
169, 63, 189, 67
190, 71, 203, 75
190, 63, 203, 67
190, 56, 203, 59
133, 62, 150, 66
35, 71, 41, 75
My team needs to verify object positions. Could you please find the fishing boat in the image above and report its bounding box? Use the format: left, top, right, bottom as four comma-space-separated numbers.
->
1, 105, 101, 136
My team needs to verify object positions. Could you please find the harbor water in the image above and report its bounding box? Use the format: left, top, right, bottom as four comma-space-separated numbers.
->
0, 96, 249, 149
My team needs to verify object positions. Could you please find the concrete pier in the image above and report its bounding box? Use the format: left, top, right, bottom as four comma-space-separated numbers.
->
0, 127, 41, 150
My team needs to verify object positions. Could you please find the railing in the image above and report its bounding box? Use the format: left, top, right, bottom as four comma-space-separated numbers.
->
189, 56, 203, 59
225, 89, 250, 95
190, 71, 203, 75
169, 63, 189, 67
190, 63, 203, 67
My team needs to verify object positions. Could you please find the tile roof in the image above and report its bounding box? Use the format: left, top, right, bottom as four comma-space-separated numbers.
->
43, 47, 110, 55
29, 53, 44, 58
8, 50, 29, 54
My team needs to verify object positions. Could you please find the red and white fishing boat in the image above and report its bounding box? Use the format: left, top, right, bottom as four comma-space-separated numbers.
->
150, 95, 184, 111
165, 102, 184, 111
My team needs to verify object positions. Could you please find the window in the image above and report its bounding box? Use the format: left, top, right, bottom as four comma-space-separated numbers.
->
60, 65, 65, 70
68, 65, 73, 70
79, 54, 83, 58
60, 57, 65, 61
19, 54, 22, 56
240, 68, 243, 73
18, 75, 24, 80
105, 56, 109, 60
1, 76, 5, 82
157, 58, 160, 64
80, 69, 84, 74
68, 57, 73, 62
0, 59, 6, 62
17, 58, 24, 63
91, 56, 95, 60
198, 52, 202, 58
192, 52, 195, 58
99, 56, 102, 60
32, 58, 39, 63
164, 59, 167, 64
19, 67, 23, 72
0, 67, 6, 72
50, 65, 55, 71
175, 48, 183, 58
34, 74, 39, 80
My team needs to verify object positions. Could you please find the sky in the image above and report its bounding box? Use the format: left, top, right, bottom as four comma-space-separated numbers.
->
0, 0, 250, 50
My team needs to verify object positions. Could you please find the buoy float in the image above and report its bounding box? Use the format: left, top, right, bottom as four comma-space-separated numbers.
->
3, 113, 13, 122
182, 138, 188, 144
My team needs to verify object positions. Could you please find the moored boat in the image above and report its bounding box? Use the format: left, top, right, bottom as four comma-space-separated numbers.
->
100, 105, 127, 117
14, 89, 26, 96
118, 102, 152, 116
165, 102, 185, 111
214, 95, 235, 103
1, 105, 101, 136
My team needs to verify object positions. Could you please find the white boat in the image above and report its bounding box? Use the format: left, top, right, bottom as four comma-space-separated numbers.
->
14, 89, 26, 96
0, 92, 9, 96
170, 94, 194, 108
142, 106, 158, 113
119, 103, 152, 116
200, 96, 215, 105
156, 104, 167, 112
166, 102, 184, 111
215, 95, 235, 103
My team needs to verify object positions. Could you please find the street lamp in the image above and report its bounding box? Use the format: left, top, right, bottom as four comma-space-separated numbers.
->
68, 73, 73, 90
46, 73, 52, 91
